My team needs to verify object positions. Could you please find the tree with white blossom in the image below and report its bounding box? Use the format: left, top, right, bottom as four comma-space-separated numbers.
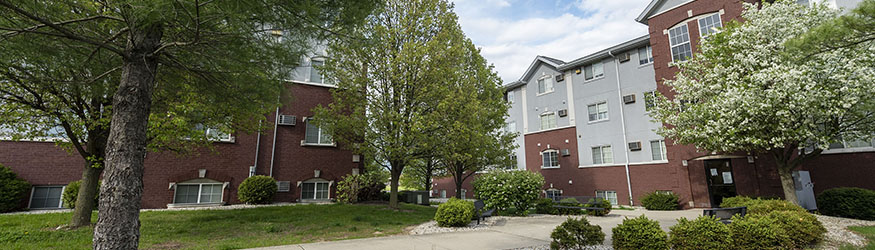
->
650, 0, 875, 204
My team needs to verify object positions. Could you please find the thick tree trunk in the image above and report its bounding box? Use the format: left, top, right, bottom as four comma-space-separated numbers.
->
454, 167, 463, 199
69, 164, 102, 227
389, 168, 401, 208
93, 25, 162, 250
778, 167, 799, 205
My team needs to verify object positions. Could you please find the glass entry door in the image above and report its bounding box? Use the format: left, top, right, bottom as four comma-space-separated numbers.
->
704, 159, 737, 207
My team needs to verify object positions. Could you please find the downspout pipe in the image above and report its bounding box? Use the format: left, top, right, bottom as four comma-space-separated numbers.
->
252, 119, 262, 176
269, 105, 279, 177
608, 50, 635, 206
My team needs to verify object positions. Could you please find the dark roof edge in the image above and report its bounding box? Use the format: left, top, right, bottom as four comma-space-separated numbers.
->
557, 35, 650, 71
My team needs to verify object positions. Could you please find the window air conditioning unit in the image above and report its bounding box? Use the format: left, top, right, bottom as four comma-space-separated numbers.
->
618, 52, 631, 62
560, 149, 571, 156
622, 94, 636, 104
278, 115, 296, 126
555, 74, 565, 82
558, 109, 568, 117
628, 141, 642, 151
277, 181, 291, 192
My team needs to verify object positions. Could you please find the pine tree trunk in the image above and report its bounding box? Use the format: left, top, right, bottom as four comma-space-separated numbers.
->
93, 24, 162, 250
69, 165, 102, 227
389, 168, 401, 208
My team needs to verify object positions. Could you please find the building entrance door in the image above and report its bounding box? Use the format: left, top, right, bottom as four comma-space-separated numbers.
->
704, 159, 737, 207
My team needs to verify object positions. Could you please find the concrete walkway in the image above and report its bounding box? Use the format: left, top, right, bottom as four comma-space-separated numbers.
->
250, 208, 702, 250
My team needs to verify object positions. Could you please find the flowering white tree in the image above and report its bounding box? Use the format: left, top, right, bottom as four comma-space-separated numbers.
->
651, 0, 875, 204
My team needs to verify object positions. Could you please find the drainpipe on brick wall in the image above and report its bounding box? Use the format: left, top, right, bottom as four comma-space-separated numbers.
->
608, 50, 634, 206
252, 119, 262, 176
269, 106, 279, 177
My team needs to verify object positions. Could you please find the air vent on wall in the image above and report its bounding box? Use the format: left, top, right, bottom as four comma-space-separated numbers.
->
277, 181, 291, 192
278, 115, 296, 126
558, 109, 568, 117
555, 74, 565, 82
560, 149, 571, 156
618, 52, 630, 63
628, 141, 642, 151
622, 94, 636, 104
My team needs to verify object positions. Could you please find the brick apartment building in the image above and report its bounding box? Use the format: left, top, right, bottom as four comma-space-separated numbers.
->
1, 48, 363, 210
435, 0, 874, 208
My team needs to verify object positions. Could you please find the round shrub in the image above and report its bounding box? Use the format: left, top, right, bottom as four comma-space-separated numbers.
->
641, 191, 679, 210
556, 198, 583, 215
817, 187, 875, 220
237, 175, 277, 204
434, 198, 474, 227
62, 180, 100, 209
747, 199, 805, 215
550, 217, 604, 250
472, 170, 544, 216
668, 216, 731, 250
0, 164, 30, 213
728, 214, 793, 250
535, 198, 557, 215
759, 210, 826, 248
612, 215, 669, 250
584, 198, 611, 216
720, 196, 753, 208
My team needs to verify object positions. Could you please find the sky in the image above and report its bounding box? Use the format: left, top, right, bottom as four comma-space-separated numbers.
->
450, 0, 652, 83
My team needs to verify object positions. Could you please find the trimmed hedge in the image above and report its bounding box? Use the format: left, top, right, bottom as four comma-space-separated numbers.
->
435, 198, 474, 227
747, 199, 805, 215
62, 180, 100, 209
472, 171, 544, 216
0, 164, 30, 213
817, 187, 875, 220
728, 214, 793, 250
583, 198, 612, 216
759, 210, 826, 248
535, 198, 557, 215
556, 198, 584, 215
237, 175, 277, 204
668, 216, 731, 250
612, 215, 670, 250
550, 217, 604, 250
641, 191, 679, 210
719, 196, 754, 208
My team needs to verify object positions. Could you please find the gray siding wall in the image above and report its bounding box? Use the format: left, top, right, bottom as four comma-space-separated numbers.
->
524, 64, 570, 133
506, 86, 526, 170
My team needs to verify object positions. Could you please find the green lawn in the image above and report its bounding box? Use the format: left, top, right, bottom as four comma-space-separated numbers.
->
0, 203, 436, 250
840, 226, 875, 250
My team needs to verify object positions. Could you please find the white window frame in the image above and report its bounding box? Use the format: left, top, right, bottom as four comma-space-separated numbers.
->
507, 121, 516, 133
301, 181, 331, 200
28, 185, 65, 209
643, 90, 659, 112
651, 139, 668, 161
172, 183, 224, 205
587, 101, 609, 122
545, 189, 562, 200
506, 90, 515, 104
440, 190, 447, 198
592, 145, 613, 165
638, 45, 654, 65
583, 62, 604, 81
540, 112, 558, 130
669, 24, 693, 62
698, 13, 723, 38
824, 137, 875, 154
537, 75, 554, 95
302, 117, 335, 146
596, 190, 618, 206
541, 149, 560, 169
309, 57, 325, 84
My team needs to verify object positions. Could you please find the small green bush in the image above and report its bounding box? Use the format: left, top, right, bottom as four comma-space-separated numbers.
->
641, 191, 679, 210
747, 199, 805, 215
550, 217, 604, 250
612, 215, 669, 250
336, 172, 387, 203
556, 198, 583, 215
62, 180, 100, 209
583, 198, 611, 216
434, 198, 474, 227
237, 175, 277, 204
728, 214, 793, 250
472, 171, 544, 216
0, 164, 30, 213
720, 196, 753, 208
668, 216, 731, 250
535, 198, 557, 214
817, 187, 875, 220
758, 210, 826, 248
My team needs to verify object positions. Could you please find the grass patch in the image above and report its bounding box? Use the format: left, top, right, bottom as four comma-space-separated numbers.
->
839, 226, 875, 250
614, 206, 635, 211
0, 203, 435, 249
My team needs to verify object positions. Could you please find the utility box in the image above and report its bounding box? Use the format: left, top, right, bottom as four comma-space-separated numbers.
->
401, 191, 430, 205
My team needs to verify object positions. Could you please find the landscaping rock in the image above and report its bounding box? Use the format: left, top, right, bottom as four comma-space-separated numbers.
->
816, 214, 875, 249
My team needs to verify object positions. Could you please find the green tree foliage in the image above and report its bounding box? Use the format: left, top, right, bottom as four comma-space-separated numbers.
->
62, 180, 100, 209
550, 217, 604, 250
0, 0, 376, 247
0, 164, 30, 213
668, 216, 731, 250
787, 0, 875, 56
434, 198, 474, 227
336, 171, 387, 204
237, 175, 278, 205
611, 215, 670, 250
472, 170, 544, 216
650, 0, 875, 204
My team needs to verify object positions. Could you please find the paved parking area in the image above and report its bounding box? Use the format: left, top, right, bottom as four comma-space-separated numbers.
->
250, 208, 702, 250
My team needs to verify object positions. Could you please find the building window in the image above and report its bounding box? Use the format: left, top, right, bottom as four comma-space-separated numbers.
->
669, 24, 693, 62
644, 91, 658, 112
304, 118, 333, 145
173, 181, 224, 204
829, 137, 874, 149
507, 121, 516, 133
698, 13, 723, 38
651, 139, 667, 161
596, 190, 618, 206
440, 190, 447, 198
540, 112, 557, 130
542, 149, 559, 168
461, 189, 467, 198
546, 189, 562, 201
638, 45, 654, 65
193, 123, 232, 142
584, 62, 604, 80
508, 155, 519, 170
592, 145, 613, 165
302, 179, 330, 200
506, 90, 515, 103
587, 102, 609, 122
29, 186, 64, 209
537, 76, 554, 94
309, 58, 324, 84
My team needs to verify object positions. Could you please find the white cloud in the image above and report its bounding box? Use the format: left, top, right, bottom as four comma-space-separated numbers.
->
453, 0, 651, 83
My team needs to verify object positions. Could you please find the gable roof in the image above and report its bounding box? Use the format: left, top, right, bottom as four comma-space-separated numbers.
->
636, 0, 694, 24
504, 55, 565, 90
